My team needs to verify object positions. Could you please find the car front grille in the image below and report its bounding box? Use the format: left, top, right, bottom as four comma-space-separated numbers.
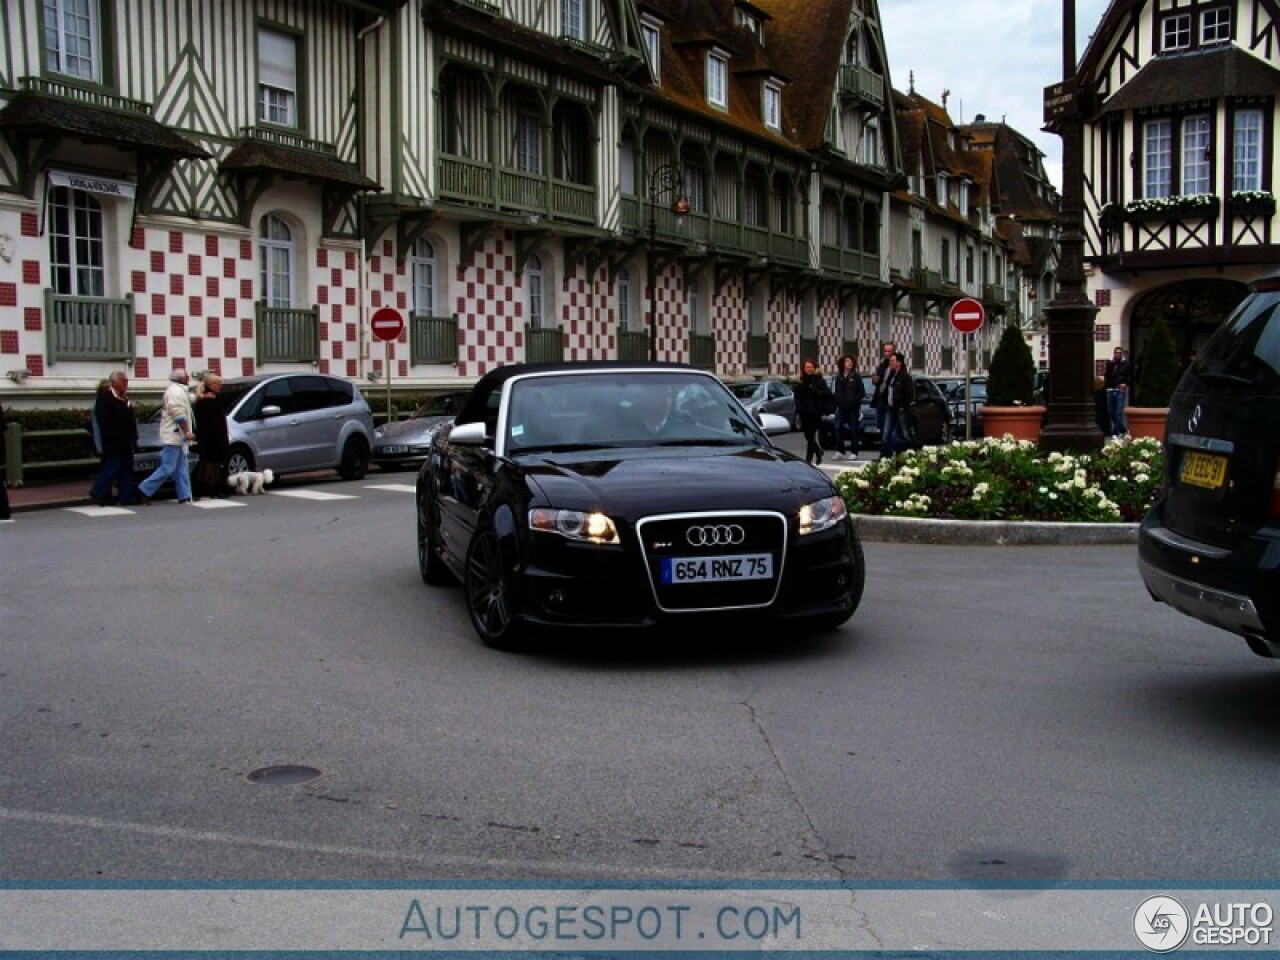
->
636, 511, 787, 612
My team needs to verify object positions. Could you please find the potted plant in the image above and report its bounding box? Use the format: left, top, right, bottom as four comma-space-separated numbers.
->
1128, 316, 1180, 442
980, 322, 1045, 442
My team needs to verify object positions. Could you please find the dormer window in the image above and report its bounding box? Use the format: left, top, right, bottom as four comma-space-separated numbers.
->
763, 82, 781, 131
959, 180, 970, 216
1201, 6, 1231, 43
1161, 13, 1191, 51
936, 172, 948, 207
44, 0, 103, 83
736, 8, 763, 44
641, 16, 661, 81
562, 0, 586, 41
707, 51, 728, 109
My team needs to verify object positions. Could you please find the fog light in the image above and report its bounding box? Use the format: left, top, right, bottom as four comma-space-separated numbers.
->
546, 588, 567, 608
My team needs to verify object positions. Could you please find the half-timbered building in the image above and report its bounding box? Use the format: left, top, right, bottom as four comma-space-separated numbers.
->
1078, 0, 1279, 369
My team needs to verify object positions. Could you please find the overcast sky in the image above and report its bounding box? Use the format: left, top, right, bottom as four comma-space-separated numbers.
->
879, 0, 1112, 189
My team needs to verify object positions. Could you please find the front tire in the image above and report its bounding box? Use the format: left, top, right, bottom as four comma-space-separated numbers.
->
338, 436, 369, 480
227, 445, 254, 476
464, 526, 527, 650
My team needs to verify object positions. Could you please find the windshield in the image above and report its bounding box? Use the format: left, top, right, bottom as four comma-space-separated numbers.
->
505, 372, 767, 453
728, 382, 766, 401
1193, 284, 1280, 390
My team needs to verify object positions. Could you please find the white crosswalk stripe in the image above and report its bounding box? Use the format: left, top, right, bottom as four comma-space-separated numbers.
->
190, 499, 245, 509
64, 505, 134, 517
267, 489, 358, 501
363, 483, 416, 493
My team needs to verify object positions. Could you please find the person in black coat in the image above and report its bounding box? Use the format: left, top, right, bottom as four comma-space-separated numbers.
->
831, 353, 866, 460
88, 371, 139, 506
792, 358, 834, 466
880, 352, 915, 457
192, 373, 230, 499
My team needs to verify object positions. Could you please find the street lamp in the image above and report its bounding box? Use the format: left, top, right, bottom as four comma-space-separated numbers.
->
1040, 0, 1103, 453
646, 163, 690, 362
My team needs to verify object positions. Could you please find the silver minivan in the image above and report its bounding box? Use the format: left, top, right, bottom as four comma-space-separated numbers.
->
214, 373, 375, 480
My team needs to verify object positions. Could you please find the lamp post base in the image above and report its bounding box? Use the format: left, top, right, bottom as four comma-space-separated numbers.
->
1040, 297, 1104, 455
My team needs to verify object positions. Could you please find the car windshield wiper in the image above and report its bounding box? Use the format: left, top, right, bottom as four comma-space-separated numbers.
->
1196, 370, 1256, 387
514, 442, 622, 454
652, 437, 746, 447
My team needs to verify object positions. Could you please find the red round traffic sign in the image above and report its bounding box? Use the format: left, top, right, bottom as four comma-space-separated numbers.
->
948, 298, 985, 334
370, 307, 404, 342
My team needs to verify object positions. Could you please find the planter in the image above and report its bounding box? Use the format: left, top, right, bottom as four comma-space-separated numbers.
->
980, 405, 1046, 443
1126, 406, 1168, 443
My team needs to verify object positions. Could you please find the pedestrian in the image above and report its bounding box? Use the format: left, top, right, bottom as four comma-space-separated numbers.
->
880, 351, 915, 457
137, 367, 195, 505
1093, 375, 1110, 435
1103, 345, 1132, 436
88, 371, 140, 506
0, 400, 11, 522
868, 340, 895, 451
831, 353, 865, 460
192, 373, 229, 499
792, 358, 834, 466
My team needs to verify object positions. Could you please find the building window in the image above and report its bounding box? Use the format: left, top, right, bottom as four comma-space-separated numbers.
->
1233, 110, 1263, 192
749, 293, 764, 335
562, 0, 585, 41
619, 140, 637, 195
258, 27, 299, 127
1182, 115, 1211, 195
861, 119, 880, 167
683, 164, 707, 213
1201, 6, 1231, 44
641, 20, 660, 80
1161, 13, 1191, 51
618, 268, 634, 330
44, 0, 102, 83
966, 245, 975, 283
48, 188, 105, 297
936, 172, 948, 207
940, 237, 952, 281
525, 254, 545, 328
259, 214, 294, 308
1143, 119, 1172, 199
959, 181, 970, 217
744, 178, 765, 227
844, 31, 859, 64
689, 281, 705, 334
736, 9, 763, 43
862, 202, 879, 254
410, 238, 436, 317
707, 53, 727, 109
516, 110, 541, 173
763, 83, 781, 131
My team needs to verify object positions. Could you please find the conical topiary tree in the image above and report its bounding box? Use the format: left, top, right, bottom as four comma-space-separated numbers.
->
985, 322, 1037, 405
1134, 316, 1181, 407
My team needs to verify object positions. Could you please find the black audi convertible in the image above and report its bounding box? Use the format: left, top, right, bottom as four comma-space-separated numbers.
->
416, 362, 865, 649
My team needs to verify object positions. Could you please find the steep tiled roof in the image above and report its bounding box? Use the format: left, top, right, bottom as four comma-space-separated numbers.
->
0, 92, 209, 159
221, 140, 381, 191
1100, 45, 1280, 113
752, 0, 852, 149
962, 121, 1058, 222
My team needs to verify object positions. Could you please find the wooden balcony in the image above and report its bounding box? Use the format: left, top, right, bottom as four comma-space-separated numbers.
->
410, 314, 458, 366
437, 156, 596, 224
44, 292, 135, 363
838, 64, 885, 109
617, 329, 649, 362
256, 304, 319, 364
525, 325, 564, 363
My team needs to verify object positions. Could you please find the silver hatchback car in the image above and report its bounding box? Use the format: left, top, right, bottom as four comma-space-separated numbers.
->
212, 373, 375, 480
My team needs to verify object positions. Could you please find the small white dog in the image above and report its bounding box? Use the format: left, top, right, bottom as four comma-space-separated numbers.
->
227, 468, 274, 495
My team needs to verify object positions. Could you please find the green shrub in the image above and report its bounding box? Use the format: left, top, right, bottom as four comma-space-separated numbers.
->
1135, 316, 1181, 407
985, 322, 1037, 405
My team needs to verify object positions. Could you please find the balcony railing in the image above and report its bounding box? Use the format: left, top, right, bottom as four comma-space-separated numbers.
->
525, 325, 564, 363
617, 329, 649, 362
410, 314, 458, 366
983, 284, 1007, 304
747, 334, 770, 368
799, 337, 819, 364
820, 245, 880, 280
256, 304, 319, 364
439, 155, 494, 205
689, 333, 716, 370
44, 292, 135, 363
19, 76, 152, 115
838, 64, 885, 108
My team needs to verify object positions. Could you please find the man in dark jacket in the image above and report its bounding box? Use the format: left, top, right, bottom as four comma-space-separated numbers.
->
831, 353, 866, 460
88, 371, 139, 506
868, 340, 895, 448
1103, 346, 1133, 436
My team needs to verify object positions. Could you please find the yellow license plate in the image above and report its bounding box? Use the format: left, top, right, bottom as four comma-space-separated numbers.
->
1180, 450, 1228, 489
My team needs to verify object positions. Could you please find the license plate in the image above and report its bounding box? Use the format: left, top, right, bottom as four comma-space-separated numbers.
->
380, 445, 409, 455
660, 553, 773, 584
1180, 450, 1228, 489
135, 458, 158, 472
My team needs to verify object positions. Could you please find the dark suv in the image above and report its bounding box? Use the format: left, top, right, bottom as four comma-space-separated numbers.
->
1137, 271, 1280, 658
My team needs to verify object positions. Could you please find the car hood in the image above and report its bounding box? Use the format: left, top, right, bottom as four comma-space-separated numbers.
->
521, 445, 833, 517
376, 416, 452, 441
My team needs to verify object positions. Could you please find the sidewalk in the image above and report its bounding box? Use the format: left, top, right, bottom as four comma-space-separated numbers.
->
5, 479, 95, 514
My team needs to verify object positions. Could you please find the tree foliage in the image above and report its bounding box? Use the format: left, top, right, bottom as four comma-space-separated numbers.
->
1135, 316, 1181, 407
986, 322, 1037, 406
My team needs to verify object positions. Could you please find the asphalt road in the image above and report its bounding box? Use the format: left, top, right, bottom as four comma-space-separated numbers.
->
1, 471, 1276, 885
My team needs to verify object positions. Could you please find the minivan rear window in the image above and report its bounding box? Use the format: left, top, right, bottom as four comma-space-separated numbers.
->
1192, 286, 1280, 389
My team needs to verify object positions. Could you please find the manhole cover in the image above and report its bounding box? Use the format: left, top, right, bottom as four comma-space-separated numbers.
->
246, 765, 322, 785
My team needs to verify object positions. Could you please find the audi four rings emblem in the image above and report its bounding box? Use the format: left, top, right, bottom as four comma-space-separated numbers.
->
686, 524, 746, 547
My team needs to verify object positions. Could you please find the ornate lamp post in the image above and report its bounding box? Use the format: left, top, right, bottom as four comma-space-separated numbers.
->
1040, 0, 1103, 453
646, 163, 690, 362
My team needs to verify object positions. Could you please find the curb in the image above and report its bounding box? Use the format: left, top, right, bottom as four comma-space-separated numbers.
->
852, 514, 1139, 546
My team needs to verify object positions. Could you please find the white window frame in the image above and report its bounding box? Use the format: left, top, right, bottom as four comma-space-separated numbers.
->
258, 27, 299, 127
763, 83, 781, 131
618, 268, 634, 330
562, 0, 586, 41
1143, 119, 1172, 199
1201, 6, 1231, 44
48, 187, 105, 297
44, 0, 102, 83
1181, 115, 1212, 196
936, 172, 948, 207
683, 164, 707, 214
259, 214, 295, 308
410, 237, 437, 318
861, 119, 880, 167
525, 254, 545, 328
1233, 109, 1263, 192
707, 52, 728, 109
641, 18, 661, 81
1162, 13, 1191, 51
517, 110, 542, 174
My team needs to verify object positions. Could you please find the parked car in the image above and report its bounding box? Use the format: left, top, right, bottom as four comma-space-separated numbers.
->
1137, 269, 1280, 659
821, 374, 952, 451
416, 362, 865, 649
133, 407, 200, 476
948, 377, 989, 439
372, 390, 471, 470
211, 373, 375, 480
726, 378, 797, 431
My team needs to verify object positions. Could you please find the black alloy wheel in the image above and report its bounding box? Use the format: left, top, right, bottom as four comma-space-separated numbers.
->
464, 526, 526, 650
338, 436, 369, 480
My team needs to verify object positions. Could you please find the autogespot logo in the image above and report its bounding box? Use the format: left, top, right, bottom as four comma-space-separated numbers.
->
1134, 895, 1190, 953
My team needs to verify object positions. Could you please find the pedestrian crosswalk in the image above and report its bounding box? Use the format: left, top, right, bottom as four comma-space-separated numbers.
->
63, 482, 415, 516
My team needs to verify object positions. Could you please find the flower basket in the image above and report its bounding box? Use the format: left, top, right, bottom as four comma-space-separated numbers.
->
1227, 193, 1276, 217
1125, 195, 1220, 223
1126, 406, 1167, 443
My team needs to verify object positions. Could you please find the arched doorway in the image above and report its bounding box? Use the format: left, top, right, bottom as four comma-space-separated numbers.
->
1128, 278, 1249, 366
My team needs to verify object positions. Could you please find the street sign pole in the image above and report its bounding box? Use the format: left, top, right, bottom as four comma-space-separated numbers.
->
369, 307, 406, 427
948, 298, 986, 443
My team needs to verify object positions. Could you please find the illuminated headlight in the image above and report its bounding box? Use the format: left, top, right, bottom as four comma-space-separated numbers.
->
529, 508, 620, 544
798, 495, 847, 536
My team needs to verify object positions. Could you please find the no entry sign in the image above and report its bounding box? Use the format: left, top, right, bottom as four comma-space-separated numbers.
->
370, 307, 405, 342
948, 298, 986, 335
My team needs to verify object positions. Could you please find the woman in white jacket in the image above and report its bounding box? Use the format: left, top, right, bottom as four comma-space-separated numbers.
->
137, 368, 195, 504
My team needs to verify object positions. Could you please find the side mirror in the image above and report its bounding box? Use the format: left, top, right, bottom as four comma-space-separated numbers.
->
448, 421, 488, 447
757, 412, 791, 436
260, 404, 282, 419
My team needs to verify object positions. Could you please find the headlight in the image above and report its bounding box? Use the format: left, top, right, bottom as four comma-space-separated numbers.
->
529, 508, 620, 544
798, 495, 847, 536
